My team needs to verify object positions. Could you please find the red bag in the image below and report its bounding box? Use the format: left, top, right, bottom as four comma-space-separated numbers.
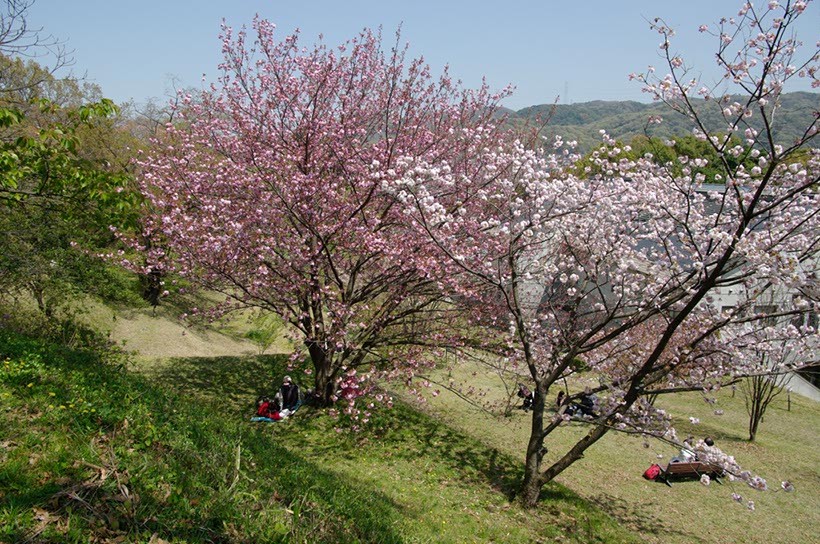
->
643, 464, 662, 480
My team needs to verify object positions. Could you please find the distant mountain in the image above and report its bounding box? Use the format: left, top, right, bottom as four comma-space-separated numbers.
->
507, 92, 820, 154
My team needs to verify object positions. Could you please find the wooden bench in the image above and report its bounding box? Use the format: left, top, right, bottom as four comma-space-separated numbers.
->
659, 461, 725, 487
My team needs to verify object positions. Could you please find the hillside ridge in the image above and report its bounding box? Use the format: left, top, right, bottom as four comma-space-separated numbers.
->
507, 91, 819, 153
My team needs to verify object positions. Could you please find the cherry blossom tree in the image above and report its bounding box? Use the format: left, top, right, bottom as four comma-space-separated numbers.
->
387, 0, 820, 506
132, 20, 513, 409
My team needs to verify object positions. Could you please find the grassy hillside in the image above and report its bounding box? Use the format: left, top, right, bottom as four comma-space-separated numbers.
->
0, 328, 639, 543
511, 92, 820, 154
2, 307, 818, 543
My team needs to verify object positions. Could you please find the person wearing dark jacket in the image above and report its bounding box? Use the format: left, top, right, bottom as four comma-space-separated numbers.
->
517, 384, 534, 412
556, 390, 598, 417
277, 375, 300, 410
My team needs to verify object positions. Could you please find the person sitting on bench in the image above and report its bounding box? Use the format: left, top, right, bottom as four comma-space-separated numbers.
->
670, 436, 715, 463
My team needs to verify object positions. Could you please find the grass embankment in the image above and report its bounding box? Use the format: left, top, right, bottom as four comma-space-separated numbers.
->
0, 329, 639, 543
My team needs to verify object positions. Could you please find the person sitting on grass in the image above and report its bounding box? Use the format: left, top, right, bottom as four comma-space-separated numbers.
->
256, 395, 281, 419
518, 384, 534, 412
556, 390, 598, 417
275, 375, 301, 411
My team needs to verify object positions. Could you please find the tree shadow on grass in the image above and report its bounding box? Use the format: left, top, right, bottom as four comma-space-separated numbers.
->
136, 353, 646, 542
139, 354, 524, 499
0, 334, 413, 544
303, 400, 526, 501
410, 408, 523, 499
586, 492, 693, 542
138, 354, 292, 415
675, 419, 747, 446
528, 485, 666, 543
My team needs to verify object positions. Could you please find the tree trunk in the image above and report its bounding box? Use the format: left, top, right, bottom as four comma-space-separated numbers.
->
519, 383, 548, 506
31, 282, 52, 318
308, 340, 336, 406
749, 417, 759, 442
520, 421, 611, 508
748, 384, 762, 442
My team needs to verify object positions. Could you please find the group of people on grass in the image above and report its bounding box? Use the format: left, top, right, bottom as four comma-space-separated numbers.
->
255, 375, 301, 421
517, 384, 598, 418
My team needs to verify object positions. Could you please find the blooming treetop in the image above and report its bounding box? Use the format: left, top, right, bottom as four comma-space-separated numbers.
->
385, 0, 820, 506
132, 20, 514, 412
128, 0, 818, 507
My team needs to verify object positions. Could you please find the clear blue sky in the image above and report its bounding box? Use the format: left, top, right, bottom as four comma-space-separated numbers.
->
28, 0, 820, 111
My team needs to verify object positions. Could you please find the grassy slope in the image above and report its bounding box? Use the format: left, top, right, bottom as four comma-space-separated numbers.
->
0, 332, 417, 543
3, 306, 817, 543
1, 308, 638, 543
420, 360, 820, 544
114, 307, 820, 543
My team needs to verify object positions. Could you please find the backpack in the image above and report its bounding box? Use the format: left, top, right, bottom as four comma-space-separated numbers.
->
643, 463, 662, 480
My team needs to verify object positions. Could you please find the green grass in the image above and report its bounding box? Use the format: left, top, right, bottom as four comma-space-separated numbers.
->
0, 329, 642, 543
2, 310, 817, 543
417, 359, 820, 544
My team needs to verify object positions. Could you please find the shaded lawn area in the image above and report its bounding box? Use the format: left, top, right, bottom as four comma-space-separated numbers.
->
1, 335, 415, 543
135, 353, 285, 412
139, 353, 644, 543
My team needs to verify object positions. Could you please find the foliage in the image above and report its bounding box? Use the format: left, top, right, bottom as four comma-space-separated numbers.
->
0, 54, 146, 314
0, 7, 150, 312
388, 0, 820, 506
574, 133, 759, 182
0, 98, 139, 310
130, 21, 518, 407
244, 310, 284, 354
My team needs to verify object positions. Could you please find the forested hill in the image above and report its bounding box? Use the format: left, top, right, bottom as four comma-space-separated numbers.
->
506, 91, 819, 154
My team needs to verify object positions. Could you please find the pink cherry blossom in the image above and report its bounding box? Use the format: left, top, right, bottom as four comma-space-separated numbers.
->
129, 21, 514, 408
